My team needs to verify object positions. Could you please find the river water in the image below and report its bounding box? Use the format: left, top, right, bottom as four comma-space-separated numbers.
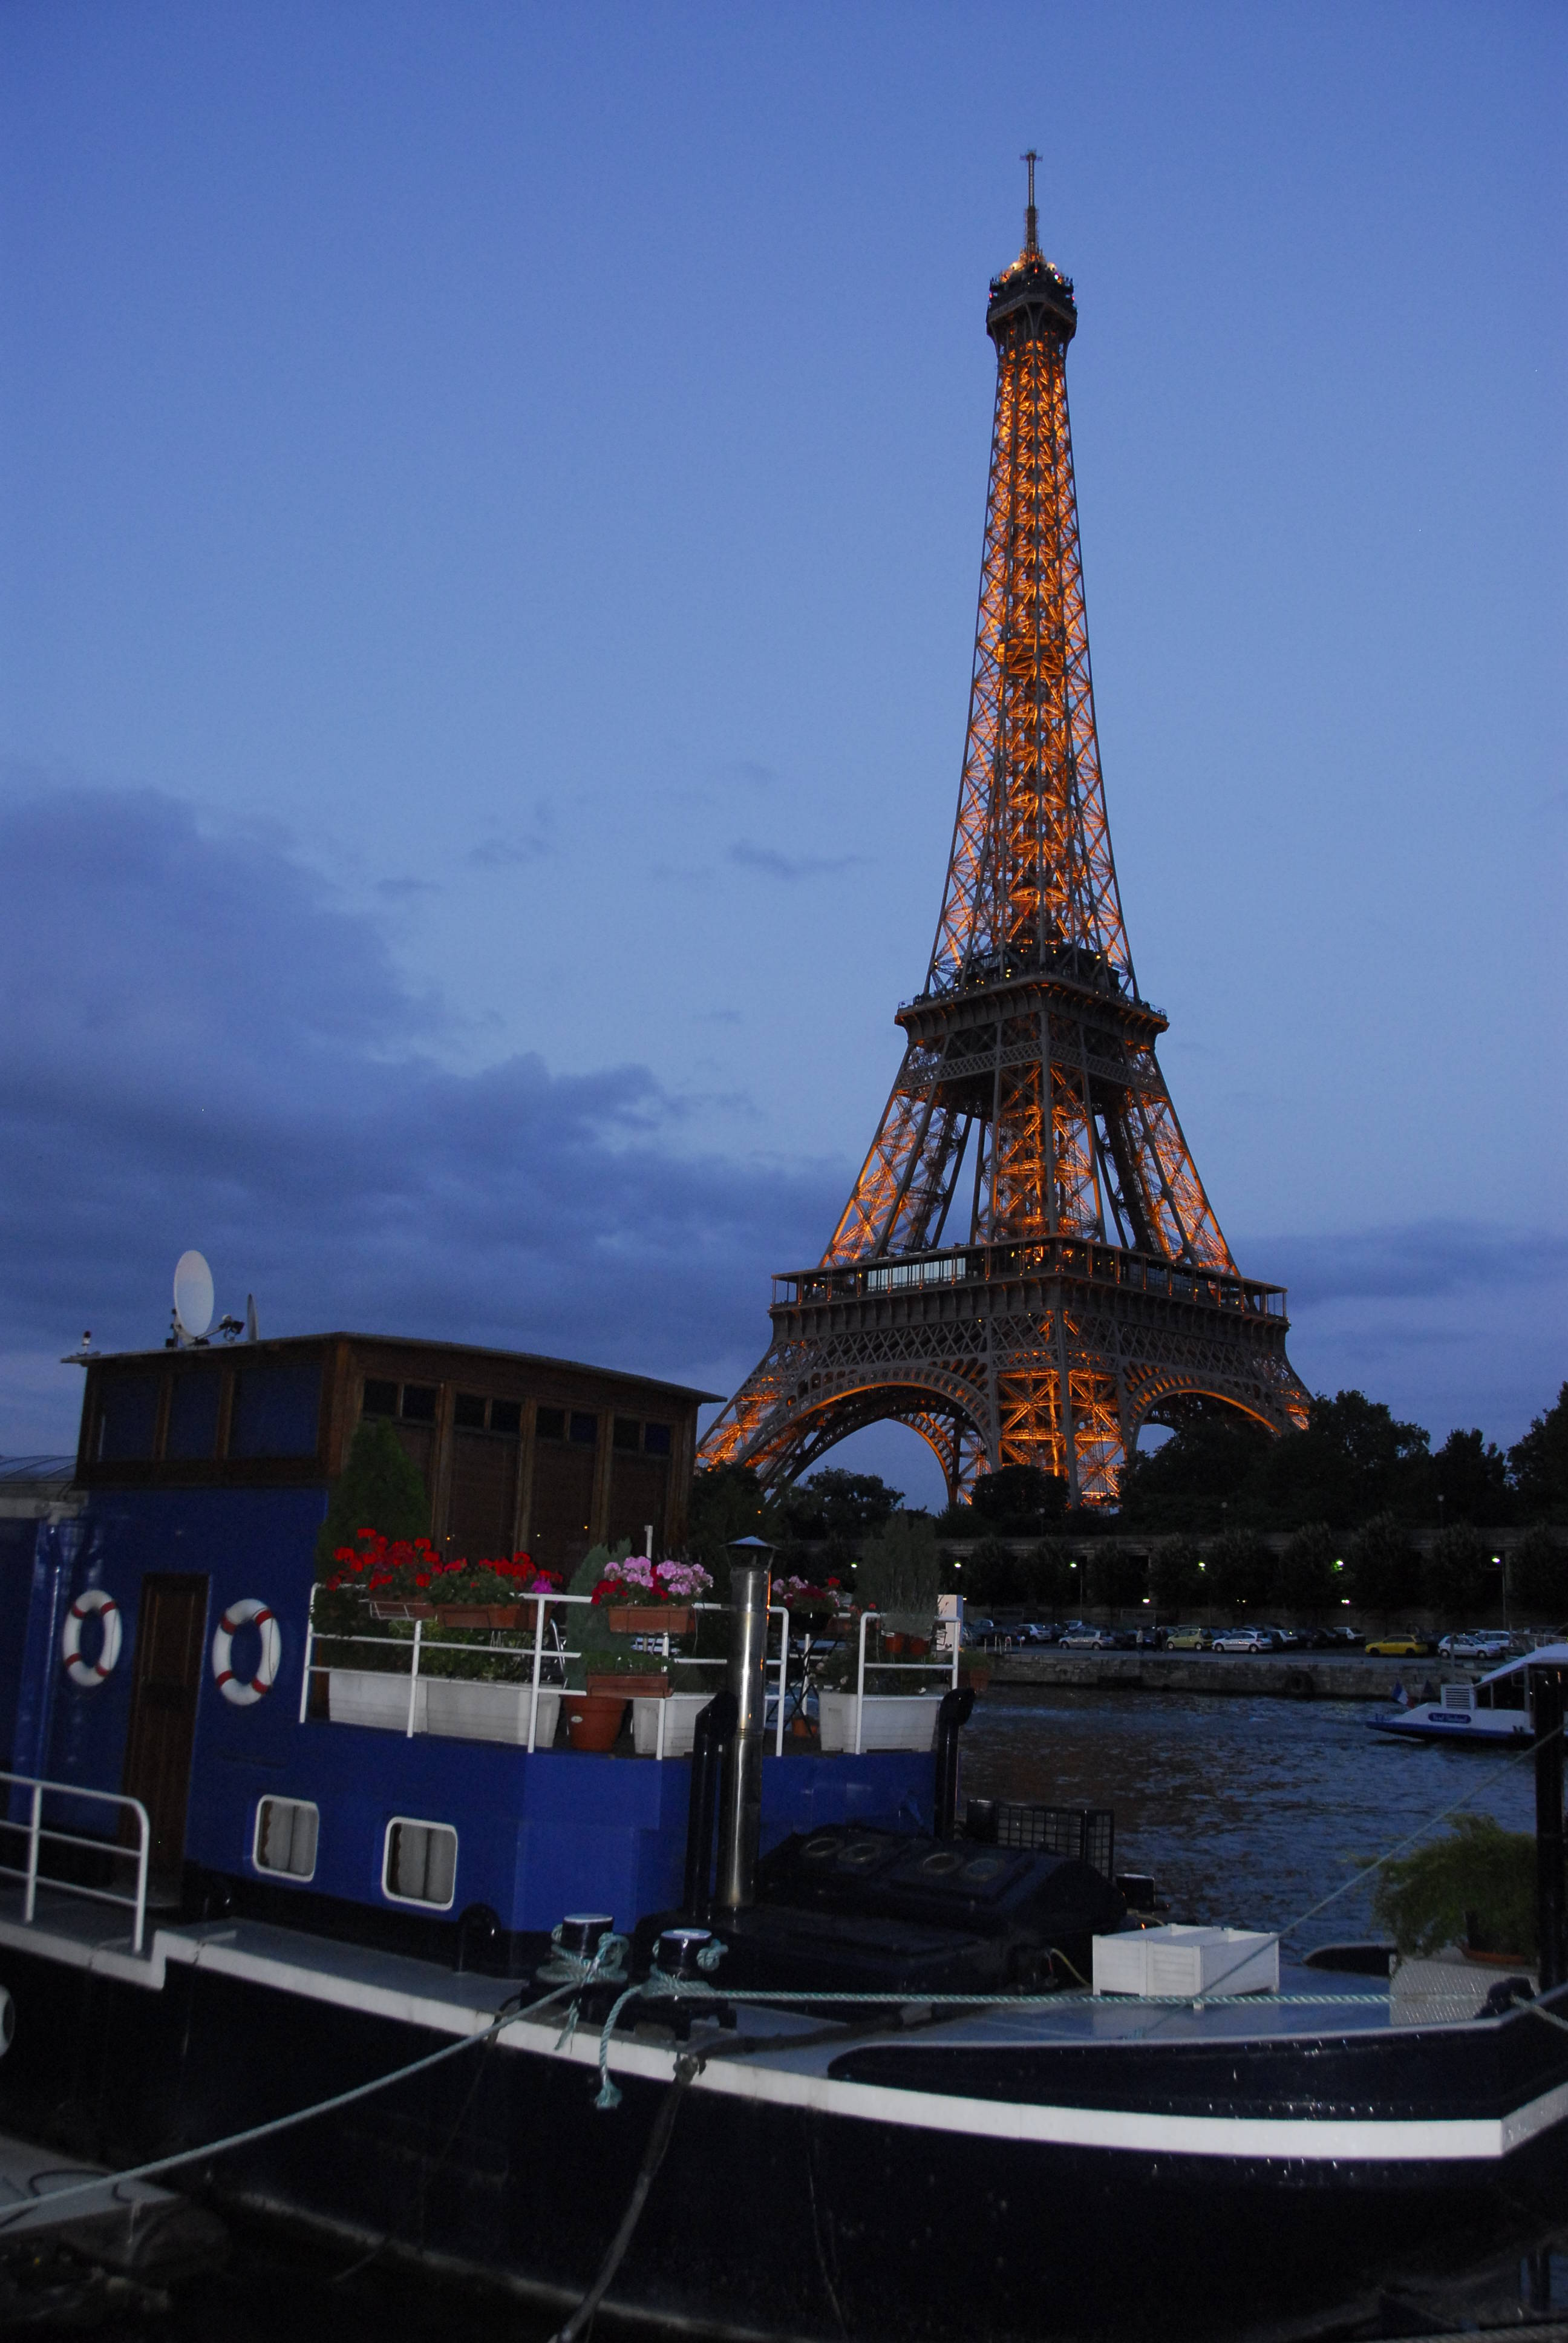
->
106, 1691, 1557, 2339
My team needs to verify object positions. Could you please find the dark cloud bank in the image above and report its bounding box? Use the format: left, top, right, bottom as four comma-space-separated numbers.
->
2, 781, 1559, 1455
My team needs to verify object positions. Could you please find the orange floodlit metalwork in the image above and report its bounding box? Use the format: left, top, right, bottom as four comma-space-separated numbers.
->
703, 167, 1308, 1504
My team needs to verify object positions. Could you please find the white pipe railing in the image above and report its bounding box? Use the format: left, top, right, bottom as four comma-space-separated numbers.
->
0, 1770, 151, 1954
853, 1611, 962, 1755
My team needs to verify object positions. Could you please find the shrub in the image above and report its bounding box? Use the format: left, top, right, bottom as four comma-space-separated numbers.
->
857, 1512, 942, 1633
315, 1418, 428, 1576
1207, 1530, 1275, 1614
1346, 1511, 1422, 1618
1512, 1524, 1568, 1620
1371, 1815, 1538, 1959
1149, 1537, 1203, 1614
1275, 1521, 1339, 1617
1423, 1525, 1494, 1621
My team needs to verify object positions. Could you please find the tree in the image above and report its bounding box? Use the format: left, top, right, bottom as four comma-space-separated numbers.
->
1423, 1525, 1494, 1622
1026, 1538, 1079, 1615
1096, 1544, 1151, 1610
1149, 1537, 1203, 1616
857, 1511, 942, 1630
1432, 1427, 1512, 1524
1115, 1413, 1271, 1533
688, 1463, 779, 1584
965, 1533, 1025, 1608
315, 1418, 429, 1576
1207, 1530, 1276, 1615
1512, 1524, 1568, 1621
970, 1465, 1068, 1534
1511, 1385, 1568, 1521
1274, 1522, 1339, 1619
1246, 1391, 1431, 1530
1346, 1512, 1422, 1619
777, 1468, 902, 1543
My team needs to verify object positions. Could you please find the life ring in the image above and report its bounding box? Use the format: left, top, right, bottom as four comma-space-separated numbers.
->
61, 1590, 122, 1687
211, 1599, 280, 1706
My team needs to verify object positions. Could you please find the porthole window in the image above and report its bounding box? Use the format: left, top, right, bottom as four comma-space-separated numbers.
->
383, 1818, 457, 1910
253, 1797, 319, 1881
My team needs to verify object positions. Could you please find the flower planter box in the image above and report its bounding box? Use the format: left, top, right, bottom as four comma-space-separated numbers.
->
369, 1601, 434, 1621
631, 1693, 713, 1757
369, 1601, 548, 1631
327, 1668, 428, 1732
587, 1671, 669, 1701
817, 1690, 948, 1753
425, 1680, 561, 1746
607, 1606, 696, 1637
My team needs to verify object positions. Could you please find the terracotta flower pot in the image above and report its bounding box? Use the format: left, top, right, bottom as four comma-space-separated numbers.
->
587, 1671, 669, 1700
607, 1605, 696, 1637
959, 1663, 993, 1694
564, 1692, 627, 1752
369, 1600, 436, 1620
435, 1604, 538, 1630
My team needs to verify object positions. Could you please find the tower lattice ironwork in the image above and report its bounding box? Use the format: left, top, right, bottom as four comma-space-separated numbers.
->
702, 166, 1308, 1504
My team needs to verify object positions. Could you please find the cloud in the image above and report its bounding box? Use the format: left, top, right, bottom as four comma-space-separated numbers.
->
0, 779, 841, 1449
376, 876, 442, 900
712, 759, 780, 789
727, 841, 868, 882
1245, 1221, 1568, 1309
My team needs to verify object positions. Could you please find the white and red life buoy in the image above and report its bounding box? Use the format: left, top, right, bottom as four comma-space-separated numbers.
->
60, 1589, 122, 1687
211, 1599, 280, 1706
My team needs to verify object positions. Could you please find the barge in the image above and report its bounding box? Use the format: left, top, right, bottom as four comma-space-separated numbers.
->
0, 1331, 1566, 2341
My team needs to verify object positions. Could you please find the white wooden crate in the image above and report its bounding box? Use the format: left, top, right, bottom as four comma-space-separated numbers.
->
1093, 1925, 1279, 1999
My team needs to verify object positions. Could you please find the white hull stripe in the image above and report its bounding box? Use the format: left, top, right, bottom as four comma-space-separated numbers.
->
4, 1914, 1566, 2168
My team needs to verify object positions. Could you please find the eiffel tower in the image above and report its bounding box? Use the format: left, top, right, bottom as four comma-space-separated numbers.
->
702, 162, 1309, 1506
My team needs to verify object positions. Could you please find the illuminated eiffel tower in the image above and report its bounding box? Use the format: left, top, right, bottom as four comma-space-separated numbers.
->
703, 162, 1308, 1505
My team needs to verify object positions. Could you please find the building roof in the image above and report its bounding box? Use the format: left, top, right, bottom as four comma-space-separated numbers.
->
0, 1457, 79, 1490
82, 1332, 722, 1406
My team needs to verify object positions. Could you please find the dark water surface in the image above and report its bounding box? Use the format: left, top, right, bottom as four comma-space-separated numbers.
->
964, 1684, 1538, 1956
91, 1693, 1557, 2338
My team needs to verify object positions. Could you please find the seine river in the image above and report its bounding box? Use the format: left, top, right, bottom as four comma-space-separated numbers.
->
123, 1692, 1554, 2339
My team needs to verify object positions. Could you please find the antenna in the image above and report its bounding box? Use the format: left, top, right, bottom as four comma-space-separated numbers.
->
1021, 148, 1039, 255
172, 1250, 215, 1346
245, 1293, 259, 1343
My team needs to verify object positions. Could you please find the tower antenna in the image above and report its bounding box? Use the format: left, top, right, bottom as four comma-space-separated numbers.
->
1022, 148, 1039, 255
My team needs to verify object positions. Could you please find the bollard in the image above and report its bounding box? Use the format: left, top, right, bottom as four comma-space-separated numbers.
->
714, 1564, 769, 1910
1531, 1662, 1566, 1993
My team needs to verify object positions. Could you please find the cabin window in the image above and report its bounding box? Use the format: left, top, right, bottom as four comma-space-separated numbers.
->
362, 1379, 398, 1417
166, 1369, 221, 1461
642, 1423, 672, 1457
535, 1407, 566, 1441
453, 1391, 487, 1430
490, 1400, 522, 1436
400, 1384, 437, 1424
612, 1416, 639, 1452
96, 1371, 161, 1462
230, 1362, 322, 1458
383, 1818, 457, 1909
253, 1797, 319, 1881
569, 1412, 598, 1446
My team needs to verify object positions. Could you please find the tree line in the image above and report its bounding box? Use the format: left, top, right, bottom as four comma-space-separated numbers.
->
691, 1381, 1568, 1623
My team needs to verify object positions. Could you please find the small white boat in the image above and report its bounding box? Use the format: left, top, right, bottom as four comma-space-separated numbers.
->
1368, 1641, 1566, 1748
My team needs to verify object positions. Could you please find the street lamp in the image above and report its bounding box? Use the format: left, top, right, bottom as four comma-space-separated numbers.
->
1494, 1553, 1509, 1636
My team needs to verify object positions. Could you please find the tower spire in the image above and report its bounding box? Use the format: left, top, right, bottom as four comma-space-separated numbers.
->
1022, 148, 1039, 255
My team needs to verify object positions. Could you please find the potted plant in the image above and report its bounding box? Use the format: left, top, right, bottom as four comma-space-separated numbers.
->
586, 1648, 671, 1702
856, 1513, 942, 1652
1372, 1815, 1543, 1965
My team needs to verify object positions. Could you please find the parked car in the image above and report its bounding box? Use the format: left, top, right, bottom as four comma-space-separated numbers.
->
1059, 1627, 1117, 1650
1213, 1628, 1274, 1653
1437, 1633, 1509, 1661
1165, 1625, 1212, 1651
1364, 1632, 1438, 1658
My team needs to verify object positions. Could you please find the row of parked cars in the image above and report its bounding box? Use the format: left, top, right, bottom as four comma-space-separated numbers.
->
964, 1620, 1523, 1658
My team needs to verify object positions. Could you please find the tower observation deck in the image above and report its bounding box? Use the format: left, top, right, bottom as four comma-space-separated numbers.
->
702, 166, 1308, 1505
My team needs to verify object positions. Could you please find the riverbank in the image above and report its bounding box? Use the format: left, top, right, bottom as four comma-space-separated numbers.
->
987, 1650, 1434, 1700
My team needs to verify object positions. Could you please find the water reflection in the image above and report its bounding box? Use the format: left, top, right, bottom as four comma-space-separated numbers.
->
965, 1688, 1538, 1954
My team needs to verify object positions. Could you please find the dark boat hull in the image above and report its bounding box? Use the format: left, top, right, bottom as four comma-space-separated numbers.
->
2, 1936, 1566, 2342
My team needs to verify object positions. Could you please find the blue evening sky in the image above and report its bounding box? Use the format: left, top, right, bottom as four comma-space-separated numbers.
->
2, 2, 1563, 1504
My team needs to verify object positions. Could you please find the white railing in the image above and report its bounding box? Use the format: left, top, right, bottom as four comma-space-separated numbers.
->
300, 1591, 802, 1760
853, 1611, 962, 1756
0, 1771, 151, 1954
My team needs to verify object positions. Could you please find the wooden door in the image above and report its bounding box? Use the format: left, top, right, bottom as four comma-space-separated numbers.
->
121, 1574, 208, 1906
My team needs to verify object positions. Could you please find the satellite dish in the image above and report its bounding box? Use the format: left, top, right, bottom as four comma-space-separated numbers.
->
172, 1251, 215, 1340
